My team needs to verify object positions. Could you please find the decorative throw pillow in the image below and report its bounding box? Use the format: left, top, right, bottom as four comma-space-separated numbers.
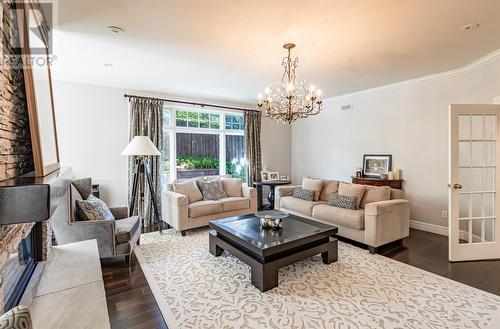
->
0, 305, 32, 329
338, 182, 366, 208
302, 177, 324, 201
76, 195, 115, 221
196, 179, 227, 201
328, 193, 358, 210
173, 179, 203, 203
293, 187, 315, 201
221, 178, 243, 197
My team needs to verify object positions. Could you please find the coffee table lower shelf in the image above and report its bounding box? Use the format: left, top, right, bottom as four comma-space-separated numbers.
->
209, 230, 338, 292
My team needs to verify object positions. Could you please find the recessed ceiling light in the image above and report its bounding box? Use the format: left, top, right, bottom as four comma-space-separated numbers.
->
107, 26, 123, 34
461, 23, 480, 32
104, 63, 113, 67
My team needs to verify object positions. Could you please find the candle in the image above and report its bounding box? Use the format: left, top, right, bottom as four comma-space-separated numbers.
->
257, 93, 262, 106
393, 169, 401, 180
388, 171, 394, 180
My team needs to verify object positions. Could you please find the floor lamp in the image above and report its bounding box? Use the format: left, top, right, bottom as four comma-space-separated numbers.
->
122, 136, 162, 233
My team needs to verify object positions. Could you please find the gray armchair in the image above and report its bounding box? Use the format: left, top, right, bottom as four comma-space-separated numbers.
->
51, 178, 140, 266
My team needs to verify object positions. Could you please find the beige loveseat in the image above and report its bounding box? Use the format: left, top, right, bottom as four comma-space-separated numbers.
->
162, 177, 257, 235
275, 179, 410, 253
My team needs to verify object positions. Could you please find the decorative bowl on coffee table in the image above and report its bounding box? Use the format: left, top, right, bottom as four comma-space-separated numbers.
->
255, 210, 289, 230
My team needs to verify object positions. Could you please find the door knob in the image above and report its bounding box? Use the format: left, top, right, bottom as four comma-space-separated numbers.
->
448, 183, 462, 189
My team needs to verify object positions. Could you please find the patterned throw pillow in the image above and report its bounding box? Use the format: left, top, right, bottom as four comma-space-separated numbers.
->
0, 305, 32, 329
76, 195, 115, 221
196, 179, 227, 201
328, 193, 359, 210
293, 187, 315, 201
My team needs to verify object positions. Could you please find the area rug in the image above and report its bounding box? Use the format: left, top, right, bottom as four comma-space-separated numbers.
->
135, 229, 500, 329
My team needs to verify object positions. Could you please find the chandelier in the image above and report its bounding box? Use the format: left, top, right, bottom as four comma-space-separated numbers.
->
257, 43, 323, 124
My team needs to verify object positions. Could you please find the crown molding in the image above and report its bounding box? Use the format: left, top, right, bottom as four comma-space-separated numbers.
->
330, 48, 500, 100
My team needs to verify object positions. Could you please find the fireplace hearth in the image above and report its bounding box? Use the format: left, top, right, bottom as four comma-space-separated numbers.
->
0, 167, 71, 312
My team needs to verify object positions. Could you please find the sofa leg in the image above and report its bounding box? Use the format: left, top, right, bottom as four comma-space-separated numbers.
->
125, 255, 131, 267
369, 246, 378, 254
137, 236, 140, 245
181, 230, 187, 236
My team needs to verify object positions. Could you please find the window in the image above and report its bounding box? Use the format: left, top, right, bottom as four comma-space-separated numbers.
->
176, 110, 220, 129
225, 114, 244, 130
162, 107, 245, 185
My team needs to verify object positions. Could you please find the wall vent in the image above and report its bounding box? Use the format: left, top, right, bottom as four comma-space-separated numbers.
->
341, 104, 353, 111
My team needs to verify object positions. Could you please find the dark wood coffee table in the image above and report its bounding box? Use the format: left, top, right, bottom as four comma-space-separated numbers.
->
208, 214, 338, 292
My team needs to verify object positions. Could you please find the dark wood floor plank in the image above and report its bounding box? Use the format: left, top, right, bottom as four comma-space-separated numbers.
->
101, 228, 500, 328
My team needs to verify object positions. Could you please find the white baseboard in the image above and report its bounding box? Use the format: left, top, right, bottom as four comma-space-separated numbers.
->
410, 220, 481, 242
410, 220, 448, 236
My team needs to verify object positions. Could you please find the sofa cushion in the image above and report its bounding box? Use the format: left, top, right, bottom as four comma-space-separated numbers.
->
71, 184, 83, 221
292, 187, 315, 201
196, 179, 227, 201
338, 182, 366, 208
313, 204, 365, 230
328, 193, 358, 210
280, 196, 323, 217
173, 179, 203, 203
302, 177, 324, 201
319, 180, 339, 201
115, 216, 140, 244
221, 178, 243, 197
360, 185, 391, 208
219, 197, 250, 212
76, 195, 115, 221
0, 305, 32, 329
188, 200, 223, 218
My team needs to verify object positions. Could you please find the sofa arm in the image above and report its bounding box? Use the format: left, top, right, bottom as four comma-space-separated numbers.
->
161, 190, 189, 231
364, 199, 410, 247
243, 186, 257, 212
274, 185, 300, 209
69, 220, 116, 258
109, 206, 129, 219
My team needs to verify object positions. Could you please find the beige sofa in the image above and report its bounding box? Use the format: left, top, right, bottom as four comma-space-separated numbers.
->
162, 177, 257, 235
275, 179, 410, 253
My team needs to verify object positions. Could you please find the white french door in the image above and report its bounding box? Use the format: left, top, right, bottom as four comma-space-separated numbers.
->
449, 104, 500, 261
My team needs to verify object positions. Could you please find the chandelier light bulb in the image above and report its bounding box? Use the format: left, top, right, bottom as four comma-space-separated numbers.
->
309, 85, 315, 92
257, 93, 263, 106
317, 89, 322, 96
265, 87, 271, 94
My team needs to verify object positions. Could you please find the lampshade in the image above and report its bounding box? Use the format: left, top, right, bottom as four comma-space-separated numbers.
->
121, 136, 161, 156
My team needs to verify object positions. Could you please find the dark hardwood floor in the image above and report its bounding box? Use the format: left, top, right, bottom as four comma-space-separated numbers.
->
100, 228, 500, 328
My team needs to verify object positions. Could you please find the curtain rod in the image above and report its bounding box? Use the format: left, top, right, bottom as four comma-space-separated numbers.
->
124, 94, 258, 112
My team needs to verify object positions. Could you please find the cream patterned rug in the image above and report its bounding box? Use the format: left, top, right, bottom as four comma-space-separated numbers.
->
135, 229, 500, 329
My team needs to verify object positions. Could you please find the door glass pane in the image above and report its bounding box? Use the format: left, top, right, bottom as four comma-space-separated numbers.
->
484, 142, 495, 166
471, 219, 483, 243
471, 142, 483, 167
470, 168, 482, 192
459, 142, 470, 167
471, 115, 483, 140
459, 219, 470, 244
176, 132, 220, 179
459, 115, 470, 140
459, 194, 469, 218
161, 131, 171, 186
471, 194, 482, 217
484, 167, 495, 191
485, 218, 495, 242
485, 115, 496, 140
484, 193, 495, 217
225, 135, 246, 182
459, 168, 469, 192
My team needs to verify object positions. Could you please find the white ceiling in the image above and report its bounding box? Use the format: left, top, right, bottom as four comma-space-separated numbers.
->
50, 0, 500, 102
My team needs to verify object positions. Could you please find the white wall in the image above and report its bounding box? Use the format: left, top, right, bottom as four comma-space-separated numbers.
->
53, 80, 291, 207
292, 51, 500, 227
53, 81, 129, 206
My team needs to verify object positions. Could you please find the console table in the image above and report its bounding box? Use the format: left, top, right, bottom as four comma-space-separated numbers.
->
351, 176, 404, 190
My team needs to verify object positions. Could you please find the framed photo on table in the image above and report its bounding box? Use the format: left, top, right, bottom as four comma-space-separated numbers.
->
362, 154, 392, 178
261, 171, 270, 182
268, 172, 280, 181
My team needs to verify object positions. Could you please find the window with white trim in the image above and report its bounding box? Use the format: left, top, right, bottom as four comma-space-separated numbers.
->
162, 106, 246, 186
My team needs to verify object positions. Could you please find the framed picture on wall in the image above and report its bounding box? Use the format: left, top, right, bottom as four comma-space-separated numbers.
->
362, 154, 392, 178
